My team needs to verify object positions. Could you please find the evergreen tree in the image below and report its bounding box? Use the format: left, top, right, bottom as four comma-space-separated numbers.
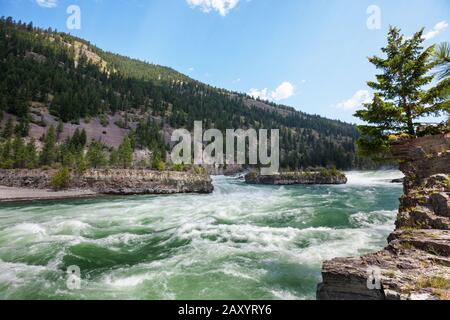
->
86, 141, 106, 168
109, 148, 119, 167
14, 118, 29, 137
118, 136, 133, 168
2, 118, 14, 139
40, 125, 56, 166
434, 42, 450, 80
430, 42, 450, 122
56, 120, 64, 139
355, 27, 447, 157
25, 139, 38, 169
75, 151, 87, 174
0, 139, 13, 168
61, 146, 75, 168
12, 136, 26, 168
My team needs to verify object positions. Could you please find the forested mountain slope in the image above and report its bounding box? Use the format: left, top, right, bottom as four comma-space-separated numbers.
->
0, 17, 372, 169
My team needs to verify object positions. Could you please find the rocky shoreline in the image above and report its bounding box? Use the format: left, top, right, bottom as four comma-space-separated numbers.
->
0, 186, 100, 203
317, 133, 450, 300
0, 169, 214, 202
245, 170, 348, 185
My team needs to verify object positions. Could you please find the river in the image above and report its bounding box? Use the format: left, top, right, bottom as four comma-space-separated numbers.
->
0, 171, 403, 300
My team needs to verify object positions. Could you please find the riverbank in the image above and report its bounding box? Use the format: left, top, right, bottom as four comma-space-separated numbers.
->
0, 186, 100, 203
0, 169, 214, 202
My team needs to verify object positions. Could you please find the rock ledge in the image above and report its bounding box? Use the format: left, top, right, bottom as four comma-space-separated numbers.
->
317, 134, 450, 300
0, 169, 214, 195
245, 171, 347, 185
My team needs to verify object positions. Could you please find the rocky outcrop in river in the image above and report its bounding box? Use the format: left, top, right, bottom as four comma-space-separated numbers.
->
317, 133, 450, 300
0, 169, 214, 195
245, 170, 347, 185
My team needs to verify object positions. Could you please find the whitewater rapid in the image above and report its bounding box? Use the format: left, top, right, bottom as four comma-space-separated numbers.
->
0, 171, 403, 300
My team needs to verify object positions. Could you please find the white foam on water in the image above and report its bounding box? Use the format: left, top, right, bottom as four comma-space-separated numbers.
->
345, 170, 404, 186
104, 273, 153, 288
270, 289, 303, 300
349, 210, 397, 230
53, 220, 92, 236
9, 223, 47, 235
0, 260, 48, 288
219, 262, 264, 282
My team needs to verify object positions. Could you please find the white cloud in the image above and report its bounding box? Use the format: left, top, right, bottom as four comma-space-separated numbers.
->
186, 0, 240, 16
336, 90, 373, 111
36, 0, 58, 8
248, 88, 269, 100
188, 67, 195, 72
422, 21, 448, 40
248, 81, 295, 101
271, 81, 295, 100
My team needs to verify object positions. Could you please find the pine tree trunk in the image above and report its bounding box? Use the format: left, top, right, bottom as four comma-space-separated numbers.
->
403, 100, 415, 136
406, 108, 415, 136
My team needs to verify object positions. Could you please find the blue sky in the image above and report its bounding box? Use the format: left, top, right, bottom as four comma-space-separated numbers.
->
1, 0, 449, 123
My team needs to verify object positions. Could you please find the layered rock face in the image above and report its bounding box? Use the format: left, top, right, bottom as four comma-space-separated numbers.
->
317, 134, 450, 300
0, 169, 214, 195
245, 171, 348, 185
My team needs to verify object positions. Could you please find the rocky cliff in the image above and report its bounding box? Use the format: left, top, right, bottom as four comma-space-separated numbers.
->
0, 169, 214, 195
317, 134, 450, 300
245, 171, 348, 185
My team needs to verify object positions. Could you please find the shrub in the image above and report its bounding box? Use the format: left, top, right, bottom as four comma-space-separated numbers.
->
248, 171, 258, 179
319, 168, 331, 177
417, 276, 450, 290
114, 119, 129, 129
329, 166, 340, 176
99, 114, 109, 127
76, 153, 87, 174
173, 163, 184, 172
154, 160, 166, 171
51, 167, 71, 190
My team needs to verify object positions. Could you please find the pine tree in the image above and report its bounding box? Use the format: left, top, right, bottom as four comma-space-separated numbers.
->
109, 148, 119, 167
86, 141, 106, 168
434, 42, 450, 80
75, 151, 87, 174
79, 129, 87, 147
14, 118, 29, 137
25, 139, 38, 169
118, 136, 133, 168
12, 136, 26, 168
61, 146, 75, 168
355, 27, 446, 157
2, 118, 13, 139
40, 125, 56, 166
0, 139, 13, 168
429, 42, 450, 122
56, 120, 64, 139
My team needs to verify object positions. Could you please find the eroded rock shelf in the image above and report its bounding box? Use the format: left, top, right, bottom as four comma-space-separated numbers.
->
0, 169, 214, 199
245, 171, 348, 185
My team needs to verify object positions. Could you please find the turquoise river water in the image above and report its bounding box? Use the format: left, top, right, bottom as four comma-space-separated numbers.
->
0, 171, 403, 300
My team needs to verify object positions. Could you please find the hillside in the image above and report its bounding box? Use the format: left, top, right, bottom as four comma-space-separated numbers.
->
0, 17, 372, 170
